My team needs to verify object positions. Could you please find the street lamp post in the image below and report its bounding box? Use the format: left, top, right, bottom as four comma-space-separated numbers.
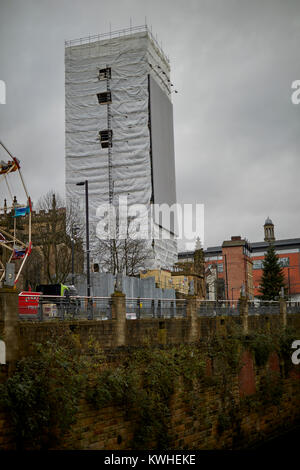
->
76, 180, 91, 298
71, 234, 75, 286
286, 266, 296, 300
71, 225, 80, 286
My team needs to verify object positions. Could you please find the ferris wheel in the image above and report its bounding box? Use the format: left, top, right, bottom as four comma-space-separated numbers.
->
0, 141, 32, 286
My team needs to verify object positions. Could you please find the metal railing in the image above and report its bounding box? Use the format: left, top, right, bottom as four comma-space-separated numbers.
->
65, 24, 170, 64
19, 295, 112, 321
125, 298, 186, 319
18, 294, 298, 322
286, 301, 300, 314
197, 300, 240, 317
248, 300, 280, 315
19, 294, 187, 322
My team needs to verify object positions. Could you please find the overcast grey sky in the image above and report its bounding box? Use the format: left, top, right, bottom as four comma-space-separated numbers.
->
0, 0, 299, 248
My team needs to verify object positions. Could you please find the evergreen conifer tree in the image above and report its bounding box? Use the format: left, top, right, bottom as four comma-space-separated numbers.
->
259, 244, 285, 300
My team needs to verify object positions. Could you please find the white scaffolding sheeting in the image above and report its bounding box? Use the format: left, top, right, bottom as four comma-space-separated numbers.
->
65, 29, 177, 269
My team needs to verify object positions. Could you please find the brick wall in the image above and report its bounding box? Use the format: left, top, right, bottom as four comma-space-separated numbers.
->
49, 350, 300, 450
19, 320, 119, 355
1, 358, 299, 450
15, 313, 300, 354
222, 245, 250, 300
0, 309, 300, 450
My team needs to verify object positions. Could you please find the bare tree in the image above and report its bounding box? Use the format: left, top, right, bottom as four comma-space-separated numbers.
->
36, 191, 65, 213
94, 216, 153, 276
65, 197, 85, 241
35, 191, 84, 284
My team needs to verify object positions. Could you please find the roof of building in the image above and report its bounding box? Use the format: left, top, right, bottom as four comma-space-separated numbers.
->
178, 251, 195, 258
178, 237, 300, 259
251, 238, 300, 252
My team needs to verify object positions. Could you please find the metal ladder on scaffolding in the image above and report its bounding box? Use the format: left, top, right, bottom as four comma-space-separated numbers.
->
106, 67, 115, 270
106, 68, 113, 205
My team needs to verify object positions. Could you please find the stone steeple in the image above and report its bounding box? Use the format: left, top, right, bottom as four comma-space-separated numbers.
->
264, 217, 275, 243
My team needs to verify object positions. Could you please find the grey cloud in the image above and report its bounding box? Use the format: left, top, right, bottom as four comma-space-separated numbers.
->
0, 0, 299, 248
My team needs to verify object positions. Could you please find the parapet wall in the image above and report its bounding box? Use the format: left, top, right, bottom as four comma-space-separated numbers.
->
1, 289, 300, 358
17, 313, 300, 356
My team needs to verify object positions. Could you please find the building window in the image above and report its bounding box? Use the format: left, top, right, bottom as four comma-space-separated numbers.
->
243, 246, 252, 257
97, 92, 112, 104
253, 259, 263, 270
99, 129, 113, 148
279, 257, 290, 267
98, 67, 111, 80
217, 263, 223, 273
206, 256, 222, 261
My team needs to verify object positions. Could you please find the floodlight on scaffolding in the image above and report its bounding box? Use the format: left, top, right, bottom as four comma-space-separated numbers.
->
98, 129, 113, 148
97, 91, 112, 104
98, 67, 111, 80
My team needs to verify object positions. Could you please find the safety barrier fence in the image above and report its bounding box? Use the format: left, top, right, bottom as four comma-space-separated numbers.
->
286, 301, 300, 314
19, 295, 112, 321
18, 294, 300, 322
197, 300, 240, 317
125, 298, 187, 319
248, 301, 280, 316
196, 300, 298, 317
65, 24, 170, 64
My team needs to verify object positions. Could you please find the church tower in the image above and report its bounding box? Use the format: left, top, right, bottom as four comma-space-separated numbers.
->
264, 217, 275, 243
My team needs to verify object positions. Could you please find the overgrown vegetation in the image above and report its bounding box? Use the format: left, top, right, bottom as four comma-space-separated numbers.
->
0, 328, 102, 450
0, 324, 299, 449
86, 345, 206, 449
242, 332, 274, 367
276, 326, 298, 377
215, 325, 299, 438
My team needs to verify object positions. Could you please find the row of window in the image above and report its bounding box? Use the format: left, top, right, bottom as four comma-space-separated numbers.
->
208, 257, 290, 273
253, 257, 290, 270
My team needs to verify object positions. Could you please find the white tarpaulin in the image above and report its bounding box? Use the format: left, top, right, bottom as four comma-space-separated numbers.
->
65, 30, 177, 269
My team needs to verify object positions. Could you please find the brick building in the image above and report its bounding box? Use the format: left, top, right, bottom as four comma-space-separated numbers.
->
179, 218, 300, 301
203, 236, 253, 302
251, 218, 300, 301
